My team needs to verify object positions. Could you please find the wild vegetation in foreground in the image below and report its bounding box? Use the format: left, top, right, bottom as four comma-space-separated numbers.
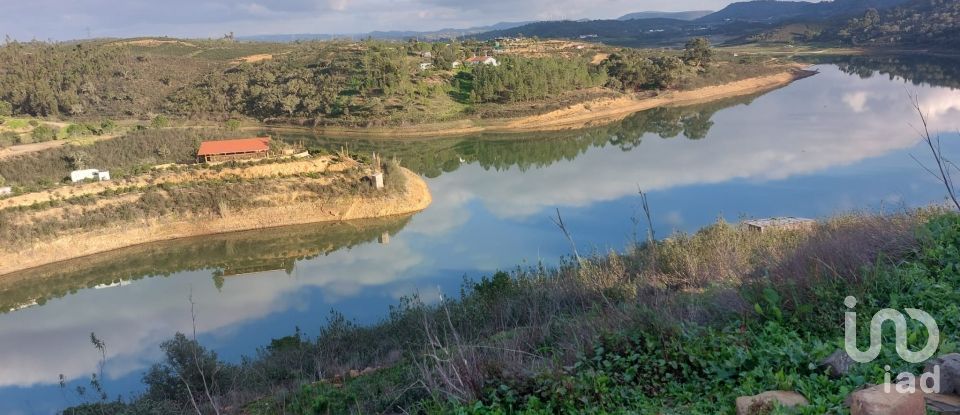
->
61, 208, 960, 414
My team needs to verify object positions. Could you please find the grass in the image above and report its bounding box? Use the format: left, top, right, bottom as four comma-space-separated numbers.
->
2, 117, 31, 130
61, 208, 955, 414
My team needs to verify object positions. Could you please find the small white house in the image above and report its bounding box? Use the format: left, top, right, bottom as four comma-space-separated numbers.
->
70, 169, 111, 183
465, 56, 498, 66
451, 60, 462, 68
0, 187, 12, 197
419, 62, 433, 70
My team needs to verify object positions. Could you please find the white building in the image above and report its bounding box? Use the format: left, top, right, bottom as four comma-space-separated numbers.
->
419, 62, 433, 70
465, 56, 499, 66
0, 187, 11, 197
70, 169, 111, 183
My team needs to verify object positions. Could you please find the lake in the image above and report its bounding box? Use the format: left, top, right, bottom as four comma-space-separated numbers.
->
2, 56, 959, 413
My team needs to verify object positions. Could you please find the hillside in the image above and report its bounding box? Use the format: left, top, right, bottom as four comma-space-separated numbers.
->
0, 37, 802, 133
822, 0, 960, 47
617, 10, 713, 21
698, 0, 910, 23
472, 0, 952, 49
0, 134, 431, 276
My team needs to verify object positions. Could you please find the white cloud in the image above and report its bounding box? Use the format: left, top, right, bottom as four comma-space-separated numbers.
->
843, 91, 869, 113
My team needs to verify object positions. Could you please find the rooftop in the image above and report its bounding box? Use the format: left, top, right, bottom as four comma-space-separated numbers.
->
197, 137, 271, 156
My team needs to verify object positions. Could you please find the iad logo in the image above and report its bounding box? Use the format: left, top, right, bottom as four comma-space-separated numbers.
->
843, 296, 939, 363
843, 296, 941, 393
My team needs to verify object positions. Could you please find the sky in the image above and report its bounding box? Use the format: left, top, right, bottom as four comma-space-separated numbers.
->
2, 0, 752, 41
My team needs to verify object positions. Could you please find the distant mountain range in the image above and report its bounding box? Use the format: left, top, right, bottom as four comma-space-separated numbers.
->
474, 0, 925, 47
617, 10, 713, 21
699, 0, 911, 23
239, 21, 532, 42
240, 0, 950, 50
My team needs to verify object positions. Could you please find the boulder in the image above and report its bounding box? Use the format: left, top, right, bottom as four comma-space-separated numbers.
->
849, 383, 925, 415
925, 353, 960, 394
926, 393, 960, 414
735, 391, 809, 415
820, 349, 856, 378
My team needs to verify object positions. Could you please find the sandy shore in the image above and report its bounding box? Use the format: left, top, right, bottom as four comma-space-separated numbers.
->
297, 67, 817, 138
0, 167, 432, 277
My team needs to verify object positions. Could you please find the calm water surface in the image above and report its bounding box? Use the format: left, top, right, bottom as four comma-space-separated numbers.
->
2, 57, 960, 413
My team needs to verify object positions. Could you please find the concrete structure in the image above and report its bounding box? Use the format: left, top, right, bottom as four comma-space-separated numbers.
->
744, 217, 816, 233
197, 137, 271, 163
0, 187, 11, 197
372, 172, 384, 190
70, 169, 111, 183
419, 62, 433, 70
451, 60, 462, 68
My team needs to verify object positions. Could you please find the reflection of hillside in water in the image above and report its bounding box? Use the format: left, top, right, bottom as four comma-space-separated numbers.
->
0, 215, 412, 314
805, 54, 960, 90
273, 93, 763, 178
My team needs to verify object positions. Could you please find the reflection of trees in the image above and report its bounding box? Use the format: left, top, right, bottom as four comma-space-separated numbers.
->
807, 55, 960, 90
274, 92, 759, 177
0, 216, 412, 313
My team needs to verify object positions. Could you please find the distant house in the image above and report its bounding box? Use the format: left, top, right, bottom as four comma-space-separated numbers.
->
197, 137, 272, 163
419, 62, 433, 70
451, 60, 462, 68
465, 56, 499, 66
0, 187, 11, 197
70, 169, 110, 183
420, 51, 433, 58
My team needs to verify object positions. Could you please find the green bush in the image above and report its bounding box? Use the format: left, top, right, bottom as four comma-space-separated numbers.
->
100, 119, 116, 134
31, 124, 57, 142
65, 124, 88, 137
151, 115, 169, 129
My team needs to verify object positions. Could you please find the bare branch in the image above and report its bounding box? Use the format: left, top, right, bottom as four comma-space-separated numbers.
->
908, 92, 960, 211
550, 208, 581, 264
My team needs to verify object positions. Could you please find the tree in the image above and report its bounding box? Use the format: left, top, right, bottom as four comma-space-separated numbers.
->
151, 115, 169, 129
0, 174, 6, 186
142, 333, 226, 410
863, 8, 881, 29
0, 100, 11, 116
683, 37, 713, 67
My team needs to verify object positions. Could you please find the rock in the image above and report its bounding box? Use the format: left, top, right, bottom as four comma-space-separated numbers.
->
820, 349, 856, 378
360, 366, 376, 375
348, 369, 360, 378
926, 353, 960, 394
849, 383, 925, 415
926, 393, 960, 414
735, 391, 809, 415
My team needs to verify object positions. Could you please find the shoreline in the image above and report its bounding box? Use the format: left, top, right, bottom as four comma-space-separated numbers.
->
268, 67, 817, 139
0, 168, 432, 278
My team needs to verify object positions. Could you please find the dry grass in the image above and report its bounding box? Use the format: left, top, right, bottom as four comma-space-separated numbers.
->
407, 210, 929, 404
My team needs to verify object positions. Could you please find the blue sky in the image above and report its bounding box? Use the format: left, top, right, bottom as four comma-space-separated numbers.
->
3, 0, 763, 40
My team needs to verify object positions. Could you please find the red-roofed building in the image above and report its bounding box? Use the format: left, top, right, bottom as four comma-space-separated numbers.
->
197, 137, 272, 163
